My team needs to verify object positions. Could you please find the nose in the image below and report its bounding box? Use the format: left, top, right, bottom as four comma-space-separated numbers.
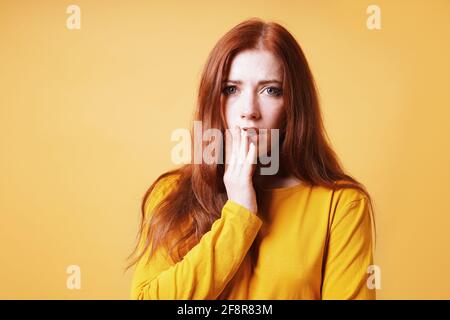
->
240, 91, 260, 120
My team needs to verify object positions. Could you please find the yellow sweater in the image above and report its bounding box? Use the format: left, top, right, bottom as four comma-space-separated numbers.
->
130, 174, 375, 300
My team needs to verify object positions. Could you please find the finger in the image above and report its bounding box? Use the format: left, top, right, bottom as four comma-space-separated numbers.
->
226, 126, 236, 165
231, 126, 241, 165
230, 126, 239, 165
244, 142, 258, 175
234, 125, 241, 156
239, 129, 249, 164
224, 128, 233, 166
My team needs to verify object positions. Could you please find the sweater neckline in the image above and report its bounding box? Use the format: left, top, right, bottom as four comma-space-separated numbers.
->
254, 181, 309, 194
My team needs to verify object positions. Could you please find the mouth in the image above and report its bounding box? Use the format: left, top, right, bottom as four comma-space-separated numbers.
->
242, 127, 260, 136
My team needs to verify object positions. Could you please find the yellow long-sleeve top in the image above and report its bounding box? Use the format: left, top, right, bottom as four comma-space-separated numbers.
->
130, 174, 375, 300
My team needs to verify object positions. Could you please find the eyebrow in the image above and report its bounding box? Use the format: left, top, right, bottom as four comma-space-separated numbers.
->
223, 79, 282, 85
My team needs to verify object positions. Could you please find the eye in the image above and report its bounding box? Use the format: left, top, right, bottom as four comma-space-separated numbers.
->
264, 86, 283, 97
222, 85, 237, 96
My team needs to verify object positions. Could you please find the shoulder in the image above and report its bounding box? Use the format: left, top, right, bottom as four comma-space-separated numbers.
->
333, 181, 368, 208
143, 171, 182, 218
308, 180, 368, 207
153, 172, 182, 195
328, 180, 372, 228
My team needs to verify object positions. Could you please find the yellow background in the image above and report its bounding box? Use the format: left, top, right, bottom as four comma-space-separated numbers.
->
1, 0, 449, 299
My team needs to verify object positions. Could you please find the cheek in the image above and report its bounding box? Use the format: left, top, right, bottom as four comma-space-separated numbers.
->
260, 100, 284, 128
223, 102, 240, 127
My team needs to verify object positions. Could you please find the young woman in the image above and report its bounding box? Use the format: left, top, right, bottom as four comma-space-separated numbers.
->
127, 18, 376, 300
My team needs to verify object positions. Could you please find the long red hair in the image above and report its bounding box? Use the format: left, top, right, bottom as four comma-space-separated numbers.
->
125, 18, 376, 271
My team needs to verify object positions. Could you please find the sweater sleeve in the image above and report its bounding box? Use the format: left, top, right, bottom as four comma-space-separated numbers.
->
321, 195, 376, 300
130, 178, 263, 300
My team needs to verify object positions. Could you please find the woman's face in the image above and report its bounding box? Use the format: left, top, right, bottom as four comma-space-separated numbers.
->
222, 49, 285, 157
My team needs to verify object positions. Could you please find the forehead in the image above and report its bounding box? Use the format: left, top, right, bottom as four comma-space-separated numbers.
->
226, 49, 283, 82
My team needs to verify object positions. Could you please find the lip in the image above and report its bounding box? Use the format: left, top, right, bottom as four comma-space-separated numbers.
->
242, 127, 260, 134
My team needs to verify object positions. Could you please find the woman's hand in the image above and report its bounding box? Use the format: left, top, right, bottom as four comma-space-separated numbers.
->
223, 125, 258, 214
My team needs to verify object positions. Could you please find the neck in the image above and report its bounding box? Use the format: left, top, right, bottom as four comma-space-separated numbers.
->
253, 157, 294, 189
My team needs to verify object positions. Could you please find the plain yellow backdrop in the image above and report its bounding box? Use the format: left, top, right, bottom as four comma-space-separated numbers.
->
1, 0, 449, 299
